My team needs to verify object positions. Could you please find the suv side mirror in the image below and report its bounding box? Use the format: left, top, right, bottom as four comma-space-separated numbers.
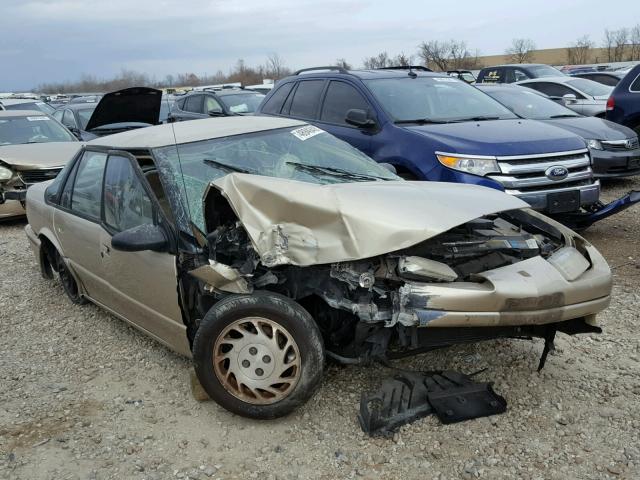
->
208, 107, 223, 116
69, 127, 82, 140
345, 109, 376, 128
562, 93, 577, 104
111, 224, 168, 253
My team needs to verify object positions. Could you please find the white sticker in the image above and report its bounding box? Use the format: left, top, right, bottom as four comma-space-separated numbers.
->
433, 77, 459, 82
27, 116, 49, 121
526, 238, 539, 249
290, 125, 324, 141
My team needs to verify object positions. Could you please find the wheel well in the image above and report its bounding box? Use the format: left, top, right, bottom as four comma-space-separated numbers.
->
38, 235, 57, 279
595, 112, 606, 119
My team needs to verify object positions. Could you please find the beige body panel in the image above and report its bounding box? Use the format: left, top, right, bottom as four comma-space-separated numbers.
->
0, 199, 25, 219
0, 142, 81, 169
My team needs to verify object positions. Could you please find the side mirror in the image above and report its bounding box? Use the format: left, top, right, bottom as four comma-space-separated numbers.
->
562, 94, 577, 104
208, 108, 223, 116
345, 109, 376, 128
379, 163, 397, 174
111, 224, 168, 253
69, 127, 82, 140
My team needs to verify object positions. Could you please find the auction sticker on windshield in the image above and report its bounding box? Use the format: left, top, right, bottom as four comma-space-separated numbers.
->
27, 116, 49, 121
291, 125, 324, 141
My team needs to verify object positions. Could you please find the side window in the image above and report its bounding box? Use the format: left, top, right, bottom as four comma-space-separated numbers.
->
52, 110, 63, 122
62, 109, 77, 129
69, 151, 107, 219
514, 69, 530, 82
525, 82, 574, 98
482, 69, 503, 83
595, 75, 618, 87
184, 95, 203, 113
289, 80, 325, 119
261, 82, 294, 114
103, 155, 154, 233
320, 81, 369, 125
205, 96, 222, 114
176, 98, 186, 110
630, 74, 640, 92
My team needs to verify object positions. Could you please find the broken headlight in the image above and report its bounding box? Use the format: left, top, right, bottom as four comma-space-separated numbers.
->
0, 165, 13, 182
436, 153, 500, 177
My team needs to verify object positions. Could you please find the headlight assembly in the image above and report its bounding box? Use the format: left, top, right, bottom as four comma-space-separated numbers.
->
436, 153, 500, 176
0, 165, 13, 182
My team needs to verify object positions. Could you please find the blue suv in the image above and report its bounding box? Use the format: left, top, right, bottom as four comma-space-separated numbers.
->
606, 63, 640, 135
257, 66, 639, 227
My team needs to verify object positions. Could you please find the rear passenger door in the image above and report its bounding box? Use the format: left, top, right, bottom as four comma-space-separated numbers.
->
316, 80, 374, 155
177, 94, 205, 121
53, 150, 110, 305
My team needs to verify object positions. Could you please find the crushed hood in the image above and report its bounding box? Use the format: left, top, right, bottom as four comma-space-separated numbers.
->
0, 142, 82, 170
207, 174, 528, 267
85, 87, 162, 132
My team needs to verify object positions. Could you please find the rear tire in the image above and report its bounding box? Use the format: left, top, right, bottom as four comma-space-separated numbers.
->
193, 291, 325, 419
55, 251, 87, 305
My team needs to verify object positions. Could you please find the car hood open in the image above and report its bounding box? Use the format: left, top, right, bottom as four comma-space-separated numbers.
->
84, 87, 162, 132
0, 142, 81, 169
205, 173, 528, 267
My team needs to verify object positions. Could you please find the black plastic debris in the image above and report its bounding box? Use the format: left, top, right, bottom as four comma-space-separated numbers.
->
358, 370, 506, 436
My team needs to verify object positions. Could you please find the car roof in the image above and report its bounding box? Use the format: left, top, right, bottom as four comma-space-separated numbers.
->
1, 99, 41, 105
0, 109, 47, 118
483, 64, 548, 69
87, 115, 306, 149
282, 68, 444, 81
214, 89, 263, 96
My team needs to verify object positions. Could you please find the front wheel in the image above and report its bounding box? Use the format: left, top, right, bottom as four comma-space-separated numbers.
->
192, 292, 325, 419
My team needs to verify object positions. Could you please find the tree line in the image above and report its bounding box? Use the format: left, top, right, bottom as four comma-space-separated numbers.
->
35, 25, 640, 93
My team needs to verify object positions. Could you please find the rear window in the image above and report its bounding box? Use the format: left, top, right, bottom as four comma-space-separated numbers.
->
289, 80, 325, 119
261, 83, 294, 115
566, 78, 613, 97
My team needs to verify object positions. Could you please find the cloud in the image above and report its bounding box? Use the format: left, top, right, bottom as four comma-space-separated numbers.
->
1, 0, 637, 90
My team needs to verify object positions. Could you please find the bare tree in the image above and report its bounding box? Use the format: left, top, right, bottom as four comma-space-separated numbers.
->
505, 38, 536, 63
265, 53, 288, 79
449, 41, 480, 69
417, 40, 451, 71
335, 58, 352, 69
391, 52, 413, 66
566, 35, 594, 64
631, 24, 640, 60
363, 52, 390, 69
613, 28, 629, 61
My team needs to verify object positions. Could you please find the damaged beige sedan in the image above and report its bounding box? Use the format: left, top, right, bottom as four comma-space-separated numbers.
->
25, 116, 612, 419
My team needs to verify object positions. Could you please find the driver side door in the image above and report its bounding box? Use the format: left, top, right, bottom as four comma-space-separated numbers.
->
97, 152, 188, 354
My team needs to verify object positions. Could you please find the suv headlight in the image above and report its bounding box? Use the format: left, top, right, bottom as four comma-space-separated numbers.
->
587, 139, 603, 150
436, 153, 500, 176
0, 165, 13, 182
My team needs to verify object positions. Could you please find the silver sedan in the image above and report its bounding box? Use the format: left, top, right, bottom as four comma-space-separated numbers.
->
517, 76, 613, 117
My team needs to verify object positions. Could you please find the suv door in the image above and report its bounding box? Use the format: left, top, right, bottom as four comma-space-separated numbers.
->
176, 94, 205, 121
53, 150, 109, 303
98, 153, 183, 347
316, 80, 374, 155
287, 80, 326, 119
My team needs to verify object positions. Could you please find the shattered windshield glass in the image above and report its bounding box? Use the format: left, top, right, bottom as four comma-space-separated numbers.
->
153, 125, 398, 230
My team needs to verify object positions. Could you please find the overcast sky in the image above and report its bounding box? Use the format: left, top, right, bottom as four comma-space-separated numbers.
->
1, 0, 638, 90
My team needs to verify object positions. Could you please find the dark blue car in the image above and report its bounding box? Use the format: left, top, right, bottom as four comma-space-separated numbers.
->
606, 64, 640, 136
257, 66, 640, 227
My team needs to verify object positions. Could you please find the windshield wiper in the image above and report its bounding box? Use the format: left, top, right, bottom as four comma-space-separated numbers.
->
394, 118, 450, 125
285, 162, 386, 181
450, 116, 502, 122
548, 114, 579, 119
203, 158, 252, 174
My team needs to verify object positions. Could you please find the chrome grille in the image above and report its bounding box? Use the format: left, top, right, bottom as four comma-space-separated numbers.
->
601, 138, 639, 151
18, 168, 62, 185
488, 149, 595, 194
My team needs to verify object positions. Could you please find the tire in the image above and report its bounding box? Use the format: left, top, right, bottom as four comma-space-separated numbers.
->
55, 251, 87, 305
193, 291, 325, 419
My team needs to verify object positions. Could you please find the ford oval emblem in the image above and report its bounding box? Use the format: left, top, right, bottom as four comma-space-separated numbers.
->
545, 166, 569, 181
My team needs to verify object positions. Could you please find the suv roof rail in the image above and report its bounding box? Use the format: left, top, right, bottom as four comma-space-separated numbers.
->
294, 66, 349, 75
378, 65, 432, 72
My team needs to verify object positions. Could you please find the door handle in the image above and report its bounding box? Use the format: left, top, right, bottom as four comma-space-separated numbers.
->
100, 244, 111, 258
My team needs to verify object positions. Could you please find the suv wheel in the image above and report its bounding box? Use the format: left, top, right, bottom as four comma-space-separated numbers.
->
193, 292, 325, 419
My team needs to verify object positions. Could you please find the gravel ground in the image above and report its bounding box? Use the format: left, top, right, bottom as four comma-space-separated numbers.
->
1, 177, 639, 480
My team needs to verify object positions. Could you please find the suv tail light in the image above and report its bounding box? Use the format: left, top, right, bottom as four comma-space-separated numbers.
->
606, 96, 615, 111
